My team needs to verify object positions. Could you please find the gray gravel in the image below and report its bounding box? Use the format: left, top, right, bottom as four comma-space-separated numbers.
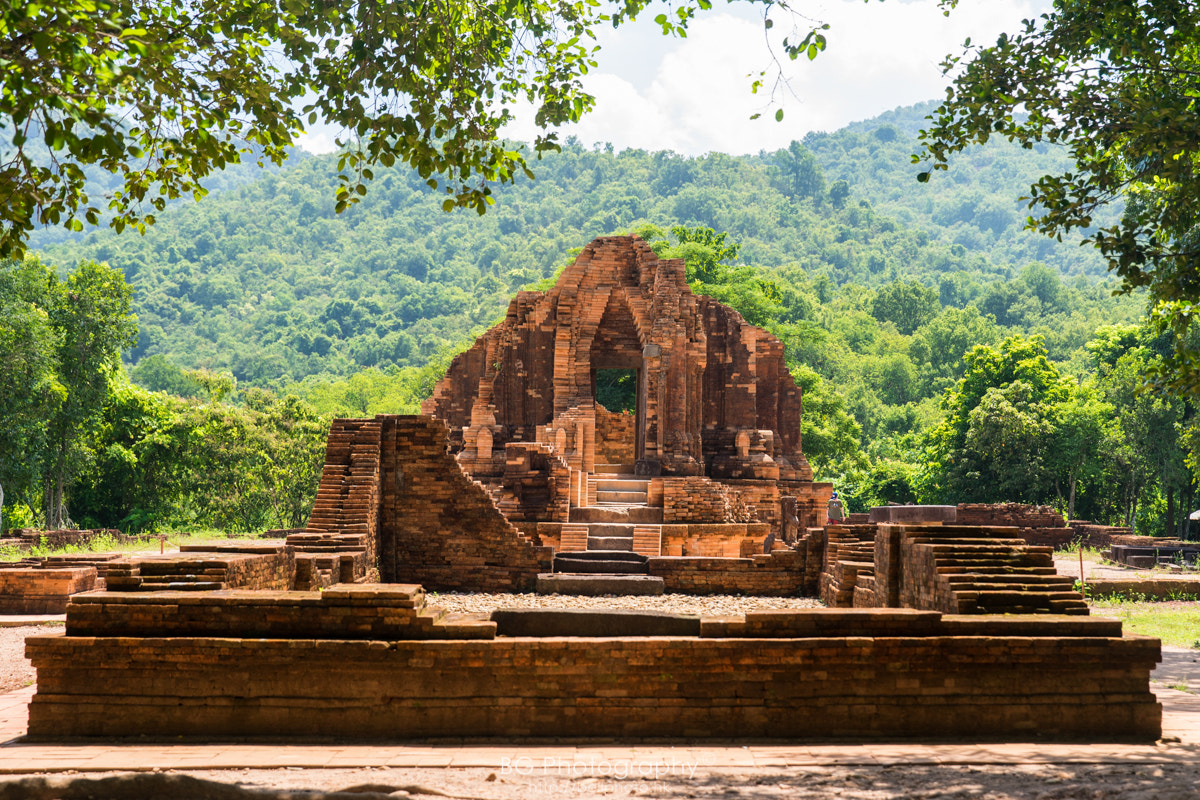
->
0, 625, 56, 694
427, 592, 822, 616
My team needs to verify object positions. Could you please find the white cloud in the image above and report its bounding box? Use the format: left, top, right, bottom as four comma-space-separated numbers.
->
300, 0, 1046, 156
506, 0, 1045, 155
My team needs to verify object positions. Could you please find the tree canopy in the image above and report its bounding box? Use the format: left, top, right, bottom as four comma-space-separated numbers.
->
919, 0, 1200, 393
0, 0, 831, 260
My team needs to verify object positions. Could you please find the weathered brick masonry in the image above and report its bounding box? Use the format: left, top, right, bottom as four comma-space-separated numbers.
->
815, 523, 1089, 615
376, 415, 552, 591
104, 544, 294, 592
25, 598, 1161, 742
647, 551, 806, 595
0, 567, 95, 613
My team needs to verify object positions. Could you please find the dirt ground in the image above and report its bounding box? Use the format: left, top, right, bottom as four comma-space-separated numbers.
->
0, 625, 42, 693
3, 764, 1200, 800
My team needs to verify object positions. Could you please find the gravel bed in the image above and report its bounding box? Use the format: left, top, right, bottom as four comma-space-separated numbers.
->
426, 592, 822, 616
0, 625, 56, 694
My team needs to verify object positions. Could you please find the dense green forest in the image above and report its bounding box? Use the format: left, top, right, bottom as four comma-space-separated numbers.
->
4, 103, 1194, 539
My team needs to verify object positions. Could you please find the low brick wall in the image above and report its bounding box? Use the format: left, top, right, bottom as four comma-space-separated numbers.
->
0, 567, 96, 613
1085, 579, 1200, 600
595, 405, 636, 465
63, 584, 494, 639
648, 551, 806, 595
662, 477, 752, 523
1, 528, 132, 549
956, 504, 1065, 528
660, 523, 770, 558
105, 546, 294, 592
25, 605, 1161, 742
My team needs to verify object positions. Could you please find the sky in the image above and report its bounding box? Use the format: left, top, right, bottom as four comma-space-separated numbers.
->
297, 0, 1048, 157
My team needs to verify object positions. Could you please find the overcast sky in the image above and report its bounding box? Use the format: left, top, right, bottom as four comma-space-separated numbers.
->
298, 0, 1048, 157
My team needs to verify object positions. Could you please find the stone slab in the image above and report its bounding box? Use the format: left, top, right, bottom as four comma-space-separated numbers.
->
491, 607, 698, 636
535, 573, 665, 596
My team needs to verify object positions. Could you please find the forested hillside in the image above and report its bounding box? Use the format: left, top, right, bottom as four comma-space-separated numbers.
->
39, 102, 1115, 387
16, 104, 1191, 538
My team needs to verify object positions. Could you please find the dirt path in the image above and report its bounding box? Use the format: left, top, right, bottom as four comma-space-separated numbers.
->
3, 764, 1200, 800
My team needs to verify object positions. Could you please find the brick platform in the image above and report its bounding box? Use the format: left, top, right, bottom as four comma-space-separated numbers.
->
0, 568, 95, 614
24, 596, 1161, 742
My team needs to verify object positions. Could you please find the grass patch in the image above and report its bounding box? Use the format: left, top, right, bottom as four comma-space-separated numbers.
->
1089, 597, 1200, 647
1057, 540, 1109, 559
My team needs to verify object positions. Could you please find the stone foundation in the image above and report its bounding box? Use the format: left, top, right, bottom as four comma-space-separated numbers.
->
25, 596, 1162, 742
647, 551, 805, 595
0, 567, 96, 613
104, 544, 295, 592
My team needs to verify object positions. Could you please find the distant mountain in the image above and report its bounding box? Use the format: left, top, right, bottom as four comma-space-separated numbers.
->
36, 102, 1120, 387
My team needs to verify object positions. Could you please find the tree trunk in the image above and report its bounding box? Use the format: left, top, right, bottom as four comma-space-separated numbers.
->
1180, 482, 1190, 544
1067, 473, 1077, 520
44, 442, 68, 530
1167, 487, 1175, 539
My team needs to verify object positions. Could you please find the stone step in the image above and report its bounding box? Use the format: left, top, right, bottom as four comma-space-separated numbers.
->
587, 523, 636, 537
553, 551, 648, 575
943, 573, 1073, 585
594, 464, 637, 475
570, 507, 664, 524
596, 490, 647, 504
953, 582, 1077, 594
596, 479, 650, 492
933, 556, 1053, 567
429, 612, 497, 639
135, 581, 226, 592
588, 536, 634, 551
534, 574, 666, 597
937, 566, 1059, 576
557, 549, 648, 563
553, 558, 648, 575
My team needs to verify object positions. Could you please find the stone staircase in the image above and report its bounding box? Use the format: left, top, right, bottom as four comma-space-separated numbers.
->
906, 527, 1089, 615
587, 523, 635, 551
538, 471, 665, 595
595, 477, 649, 505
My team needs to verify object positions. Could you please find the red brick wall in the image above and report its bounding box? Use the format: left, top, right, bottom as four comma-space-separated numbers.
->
595, 405, 636, 465
648, 551, 806, 595
26, 610, 1161, 742
660, 523, 769, 558
956, 503, 1065, 528
0, 567, 95, 613
377, 416, 553, 591
662, 476, 752, 523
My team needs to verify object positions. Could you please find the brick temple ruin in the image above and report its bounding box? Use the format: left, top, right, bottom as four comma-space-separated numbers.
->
277, 235, 834, 595
5, 235, 1169, 743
